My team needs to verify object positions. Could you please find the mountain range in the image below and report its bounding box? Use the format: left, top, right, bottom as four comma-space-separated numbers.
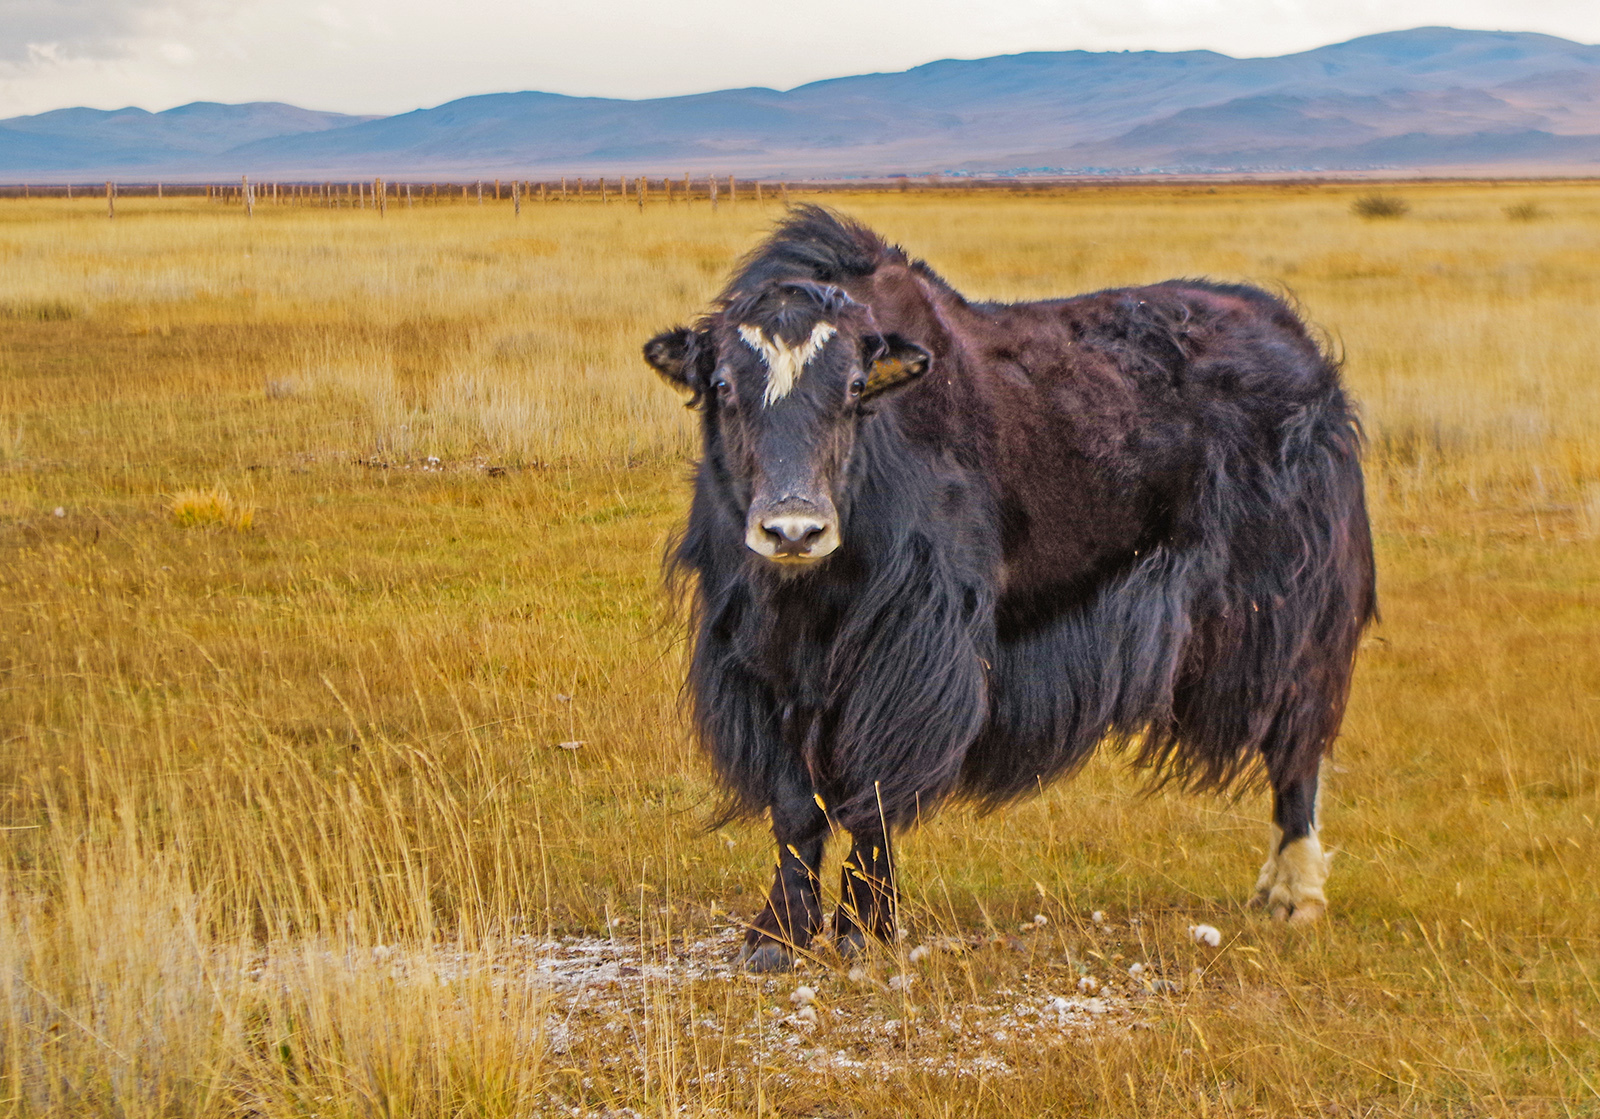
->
5, 27, 1600, 178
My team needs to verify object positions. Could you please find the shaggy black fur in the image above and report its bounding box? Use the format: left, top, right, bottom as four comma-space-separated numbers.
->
645, 206, 1377, 968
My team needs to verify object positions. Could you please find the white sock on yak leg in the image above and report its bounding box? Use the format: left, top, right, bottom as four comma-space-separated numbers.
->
1251, 824, 1283, 907
1267, 830, 1333, 924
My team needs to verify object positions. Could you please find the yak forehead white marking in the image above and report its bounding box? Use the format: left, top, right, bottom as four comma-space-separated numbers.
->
737, 321, 837, 405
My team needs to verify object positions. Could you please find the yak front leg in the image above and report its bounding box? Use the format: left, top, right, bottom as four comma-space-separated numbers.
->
833, 825, 896, 957
741, 779, 829, 973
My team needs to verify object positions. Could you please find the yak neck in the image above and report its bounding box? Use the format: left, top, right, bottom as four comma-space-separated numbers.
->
844, 260, 969, 370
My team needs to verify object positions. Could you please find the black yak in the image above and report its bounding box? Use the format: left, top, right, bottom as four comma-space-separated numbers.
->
643, 206, 1376, 971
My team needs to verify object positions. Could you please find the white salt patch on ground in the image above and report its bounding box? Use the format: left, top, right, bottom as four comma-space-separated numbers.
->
242, 926, 1139, 1085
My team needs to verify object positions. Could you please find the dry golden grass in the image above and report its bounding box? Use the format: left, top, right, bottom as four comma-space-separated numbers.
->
0, 183, 1597, 1117
169, 486, 255, 531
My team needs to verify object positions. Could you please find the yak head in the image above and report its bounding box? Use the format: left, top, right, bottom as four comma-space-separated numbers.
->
643, 280, 930, 568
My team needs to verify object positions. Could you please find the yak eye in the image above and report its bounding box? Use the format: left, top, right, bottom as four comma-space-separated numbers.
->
848, 377, 866, 398
713, 374, 732, 398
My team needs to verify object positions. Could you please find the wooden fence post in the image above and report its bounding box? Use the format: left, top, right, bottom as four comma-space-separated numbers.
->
710, 175, 718, 211
601, 178, 608, 204
243, 175, 254, 217
755, 182, 762, 203
376, 177, 385, 216
106, 181, 114, 219
683, 172, 690, 200
513, 180, 521, 216
477, 181, 483, 204
638, 175, 646, 211
728, 174, 736, 203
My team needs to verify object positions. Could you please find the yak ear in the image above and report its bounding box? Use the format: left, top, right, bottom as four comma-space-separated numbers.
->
643, 327, 707, 398
861, 333, 932, 399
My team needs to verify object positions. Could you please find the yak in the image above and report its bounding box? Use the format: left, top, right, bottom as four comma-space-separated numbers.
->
643, 206, 1376, 972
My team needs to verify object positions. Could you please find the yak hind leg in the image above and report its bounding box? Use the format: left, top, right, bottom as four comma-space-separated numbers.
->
740, 781, 829, 973
1250, 765, 1332, 924
832, 826, 895, 958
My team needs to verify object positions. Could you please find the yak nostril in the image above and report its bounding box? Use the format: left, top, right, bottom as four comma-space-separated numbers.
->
762, 517, 827, 551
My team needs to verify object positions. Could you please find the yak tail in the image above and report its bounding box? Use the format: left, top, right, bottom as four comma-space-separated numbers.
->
1139, 392, 1378, 793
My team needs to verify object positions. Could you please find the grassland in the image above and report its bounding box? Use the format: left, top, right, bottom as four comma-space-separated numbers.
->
0, 182, 1597, 1117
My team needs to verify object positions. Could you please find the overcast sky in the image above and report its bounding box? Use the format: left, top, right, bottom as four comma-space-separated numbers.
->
3, 0, 1599, 119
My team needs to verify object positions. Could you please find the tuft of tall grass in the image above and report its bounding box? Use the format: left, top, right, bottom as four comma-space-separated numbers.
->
170, 486, 255, 530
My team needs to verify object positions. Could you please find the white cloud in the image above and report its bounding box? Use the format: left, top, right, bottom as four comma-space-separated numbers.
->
1, 0, 1598, 118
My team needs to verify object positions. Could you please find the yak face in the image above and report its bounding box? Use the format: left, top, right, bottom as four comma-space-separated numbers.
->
644, 280, 930, 568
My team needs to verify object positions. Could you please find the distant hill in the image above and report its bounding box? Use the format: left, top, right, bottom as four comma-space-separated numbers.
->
0, 102, 381, 172
6, 27, 1600, 178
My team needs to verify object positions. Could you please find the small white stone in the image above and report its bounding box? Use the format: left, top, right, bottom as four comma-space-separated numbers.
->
1084, 998, 1109, 1014
1091, 910, 1106, 925
1127, 962, 1145, 978
555, 740, 584, 750
1189, 923, 1222, 948
610, 917, 625, 927
1076, 975, 1100, 994
794, 1005, 818, 1025
52, 507, 65, 518
847, 966, 868, 984
1048, 996, 1070, 1012
908, 945, 930, 964
888, 974, 914, 991
1033, 914, 1048, 927
790, 985, 817, 1007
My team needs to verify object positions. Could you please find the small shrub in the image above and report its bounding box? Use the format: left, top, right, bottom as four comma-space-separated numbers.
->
1351, 193, 1410, 219
1504, 202, 1547, 221
170, 487, 255, 531
0, 299, 76, 321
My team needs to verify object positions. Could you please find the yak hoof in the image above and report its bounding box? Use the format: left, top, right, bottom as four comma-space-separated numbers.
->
739, 942, 795, 973
835, 929, 867, 959
1255, 831, 1331, 925
1272, 899, 1327, 925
